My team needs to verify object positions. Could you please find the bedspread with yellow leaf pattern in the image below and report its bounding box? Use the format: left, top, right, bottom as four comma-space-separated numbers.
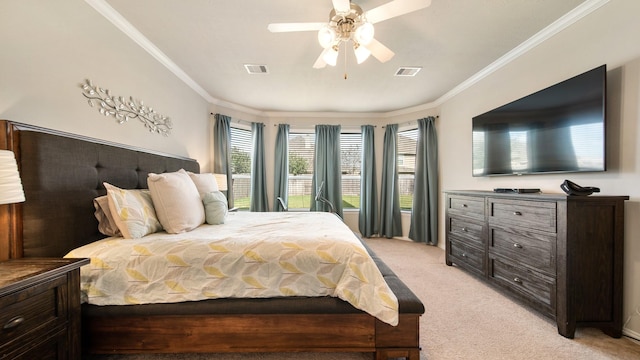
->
65, 212, 399, 325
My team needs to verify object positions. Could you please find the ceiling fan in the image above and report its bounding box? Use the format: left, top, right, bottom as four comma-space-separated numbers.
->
268, 0, 432, 69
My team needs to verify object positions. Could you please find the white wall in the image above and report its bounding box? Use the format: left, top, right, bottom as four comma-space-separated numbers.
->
0, 0, 210, 169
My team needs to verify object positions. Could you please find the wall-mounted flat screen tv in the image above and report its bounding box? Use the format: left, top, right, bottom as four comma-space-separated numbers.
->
472, 64, 606, 177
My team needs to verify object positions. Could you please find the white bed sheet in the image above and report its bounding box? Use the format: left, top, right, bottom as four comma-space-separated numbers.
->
65, 212, 399, 325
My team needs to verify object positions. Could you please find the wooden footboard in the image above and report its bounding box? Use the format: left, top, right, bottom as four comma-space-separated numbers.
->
83, 313, 421, 359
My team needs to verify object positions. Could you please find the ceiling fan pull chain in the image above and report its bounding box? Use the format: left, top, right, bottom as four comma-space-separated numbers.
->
344, 42, 348, 80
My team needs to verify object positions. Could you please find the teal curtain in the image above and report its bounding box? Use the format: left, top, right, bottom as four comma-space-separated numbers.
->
250, 122, 269, 212
311, 125, 343, 217
359, 125, 378, 238
273, 124, 289, 211
213, 114, 233, 208
409, 117, 439, 245
379, 124, 402, 238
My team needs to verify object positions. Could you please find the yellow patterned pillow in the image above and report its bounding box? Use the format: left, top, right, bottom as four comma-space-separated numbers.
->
103, 182, 163, 239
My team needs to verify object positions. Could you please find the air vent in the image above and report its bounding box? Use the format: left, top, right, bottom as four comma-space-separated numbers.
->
244, 64, 269, 74
394, 67, 422, 77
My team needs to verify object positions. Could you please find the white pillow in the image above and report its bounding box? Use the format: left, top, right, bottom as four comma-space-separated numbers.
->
202, 191, 228, 225
103, 183, 162, 239
148, 169, 205, 234
93, 195, 121, 237
187, 172, 219, 195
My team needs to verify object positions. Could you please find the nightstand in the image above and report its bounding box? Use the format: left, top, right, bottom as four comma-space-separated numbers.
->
0, 258, 89, 359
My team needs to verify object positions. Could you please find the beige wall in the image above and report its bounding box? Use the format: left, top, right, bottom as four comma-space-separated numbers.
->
2, 0, 639, 340
0, 0, 210, 170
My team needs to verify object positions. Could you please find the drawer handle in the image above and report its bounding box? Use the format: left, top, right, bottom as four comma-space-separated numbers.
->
513, 277, 523, 284
3, 316, 25, 330
461, 227, 468, 232
513, 243, 523, 249
461, 204, 468, 208
461, 253, 468, 258
513, 211, 522, 216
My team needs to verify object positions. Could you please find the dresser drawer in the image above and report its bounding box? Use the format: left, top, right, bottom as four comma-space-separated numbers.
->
447, 237, 485, 276
0, 275, 67, 352
489, 256, 555, 315
488, 226, 555, 275
447, 195, 485, 221
4, 328, 67, 360
447, 216, 484, 248
488, 198, 556, 233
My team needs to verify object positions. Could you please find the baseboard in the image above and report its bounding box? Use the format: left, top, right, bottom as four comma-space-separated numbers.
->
623, 327, 640, 342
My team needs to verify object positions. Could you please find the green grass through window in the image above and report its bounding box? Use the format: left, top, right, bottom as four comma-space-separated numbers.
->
235, 194, 413, 211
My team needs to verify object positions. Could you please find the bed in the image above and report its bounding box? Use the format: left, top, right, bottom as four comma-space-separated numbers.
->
0, 120, 424, 359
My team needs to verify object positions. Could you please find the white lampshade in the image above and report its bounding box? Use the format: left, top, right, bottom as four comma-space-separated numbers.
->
322, 46, 339, 67
0, 150, 25, 205
354, 43, 371, 64
317, 25, 336, 49
213, 173, 228, 191
354, 22, 374, 45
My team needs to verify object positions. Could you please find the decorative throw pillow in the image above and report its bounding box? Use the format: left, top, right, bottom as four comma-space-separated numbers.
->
202, 191, 228, 225
93, 195, 121, 237
187, 172, 219, 195
103, 183, 162, 239
148, 169, 205, 234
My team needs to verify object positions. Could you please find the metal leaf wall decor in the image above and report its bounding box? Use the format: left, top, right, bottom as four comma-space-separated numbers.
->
81, 79, 172, 136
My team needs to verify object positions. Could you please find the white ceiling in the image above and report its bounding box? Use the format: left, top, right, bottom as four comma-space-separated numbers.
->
96, 0, 591, 114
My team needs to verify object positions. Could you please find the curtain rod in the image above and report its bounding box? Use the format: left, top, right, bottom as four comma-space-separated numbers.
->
272, 124, 377, 127
210, 112, 437, 128
382, 115, 439, 128
210, 114, 264, 127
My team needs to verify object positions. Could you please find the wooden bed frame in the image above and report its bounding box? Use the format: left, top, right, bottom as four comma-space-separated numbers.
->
0, 120, 423, 359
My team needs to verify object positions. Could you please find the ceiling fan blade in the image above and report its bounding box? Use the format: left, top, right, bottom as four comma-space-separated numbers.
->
268, 22, 325, 33
332, 0, 351, 13
313, 50, 328, 69
365, 0, 432, 24
365, 38, 395, 63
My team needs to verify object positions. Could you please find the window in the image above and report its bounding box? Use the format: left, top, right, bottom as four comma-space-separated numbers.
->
287, 131, 363, 210
397, 128, 418, 211
472, 130, 485, 176
288, 132, 315, 209
340, 133, 362, 209
230, 126, 252, 210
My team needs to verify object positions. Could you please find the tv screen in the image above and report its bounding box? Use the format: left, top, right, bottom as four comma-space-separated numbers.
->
472, 65, 606, 177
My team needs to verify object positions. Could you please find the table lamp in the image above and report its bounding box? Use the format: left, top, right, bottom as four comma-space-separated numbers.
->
0, 150, 25, 205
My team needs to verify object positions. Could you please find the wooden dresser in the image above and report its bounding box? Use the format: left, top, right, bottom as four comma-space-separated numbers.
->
0, 258, 89, 359
444, 190, 628, 338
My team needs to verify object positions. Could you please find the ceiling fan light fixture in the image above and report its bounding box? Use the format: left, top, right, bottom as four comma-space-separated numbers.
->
322, 45, 339, 66
354, 43, 371, 64
317, 25, 336, 48
354, 21, 374, 45
268, 0, 433, 69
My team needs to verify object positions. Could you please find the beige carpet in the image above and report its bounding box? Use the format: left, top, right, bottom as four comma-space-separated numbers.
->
88, 238, 640, 360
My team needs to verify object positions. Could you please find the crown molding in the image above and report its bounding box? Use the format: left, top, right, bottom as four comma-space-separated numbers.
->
86, 0, 610, 119
385, 0, 610, 118
84, 0, 214, 103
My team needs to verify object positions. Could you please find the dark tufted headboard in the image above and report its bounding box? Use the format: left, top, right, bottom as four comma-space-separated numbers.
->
0, 120, 199, 259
